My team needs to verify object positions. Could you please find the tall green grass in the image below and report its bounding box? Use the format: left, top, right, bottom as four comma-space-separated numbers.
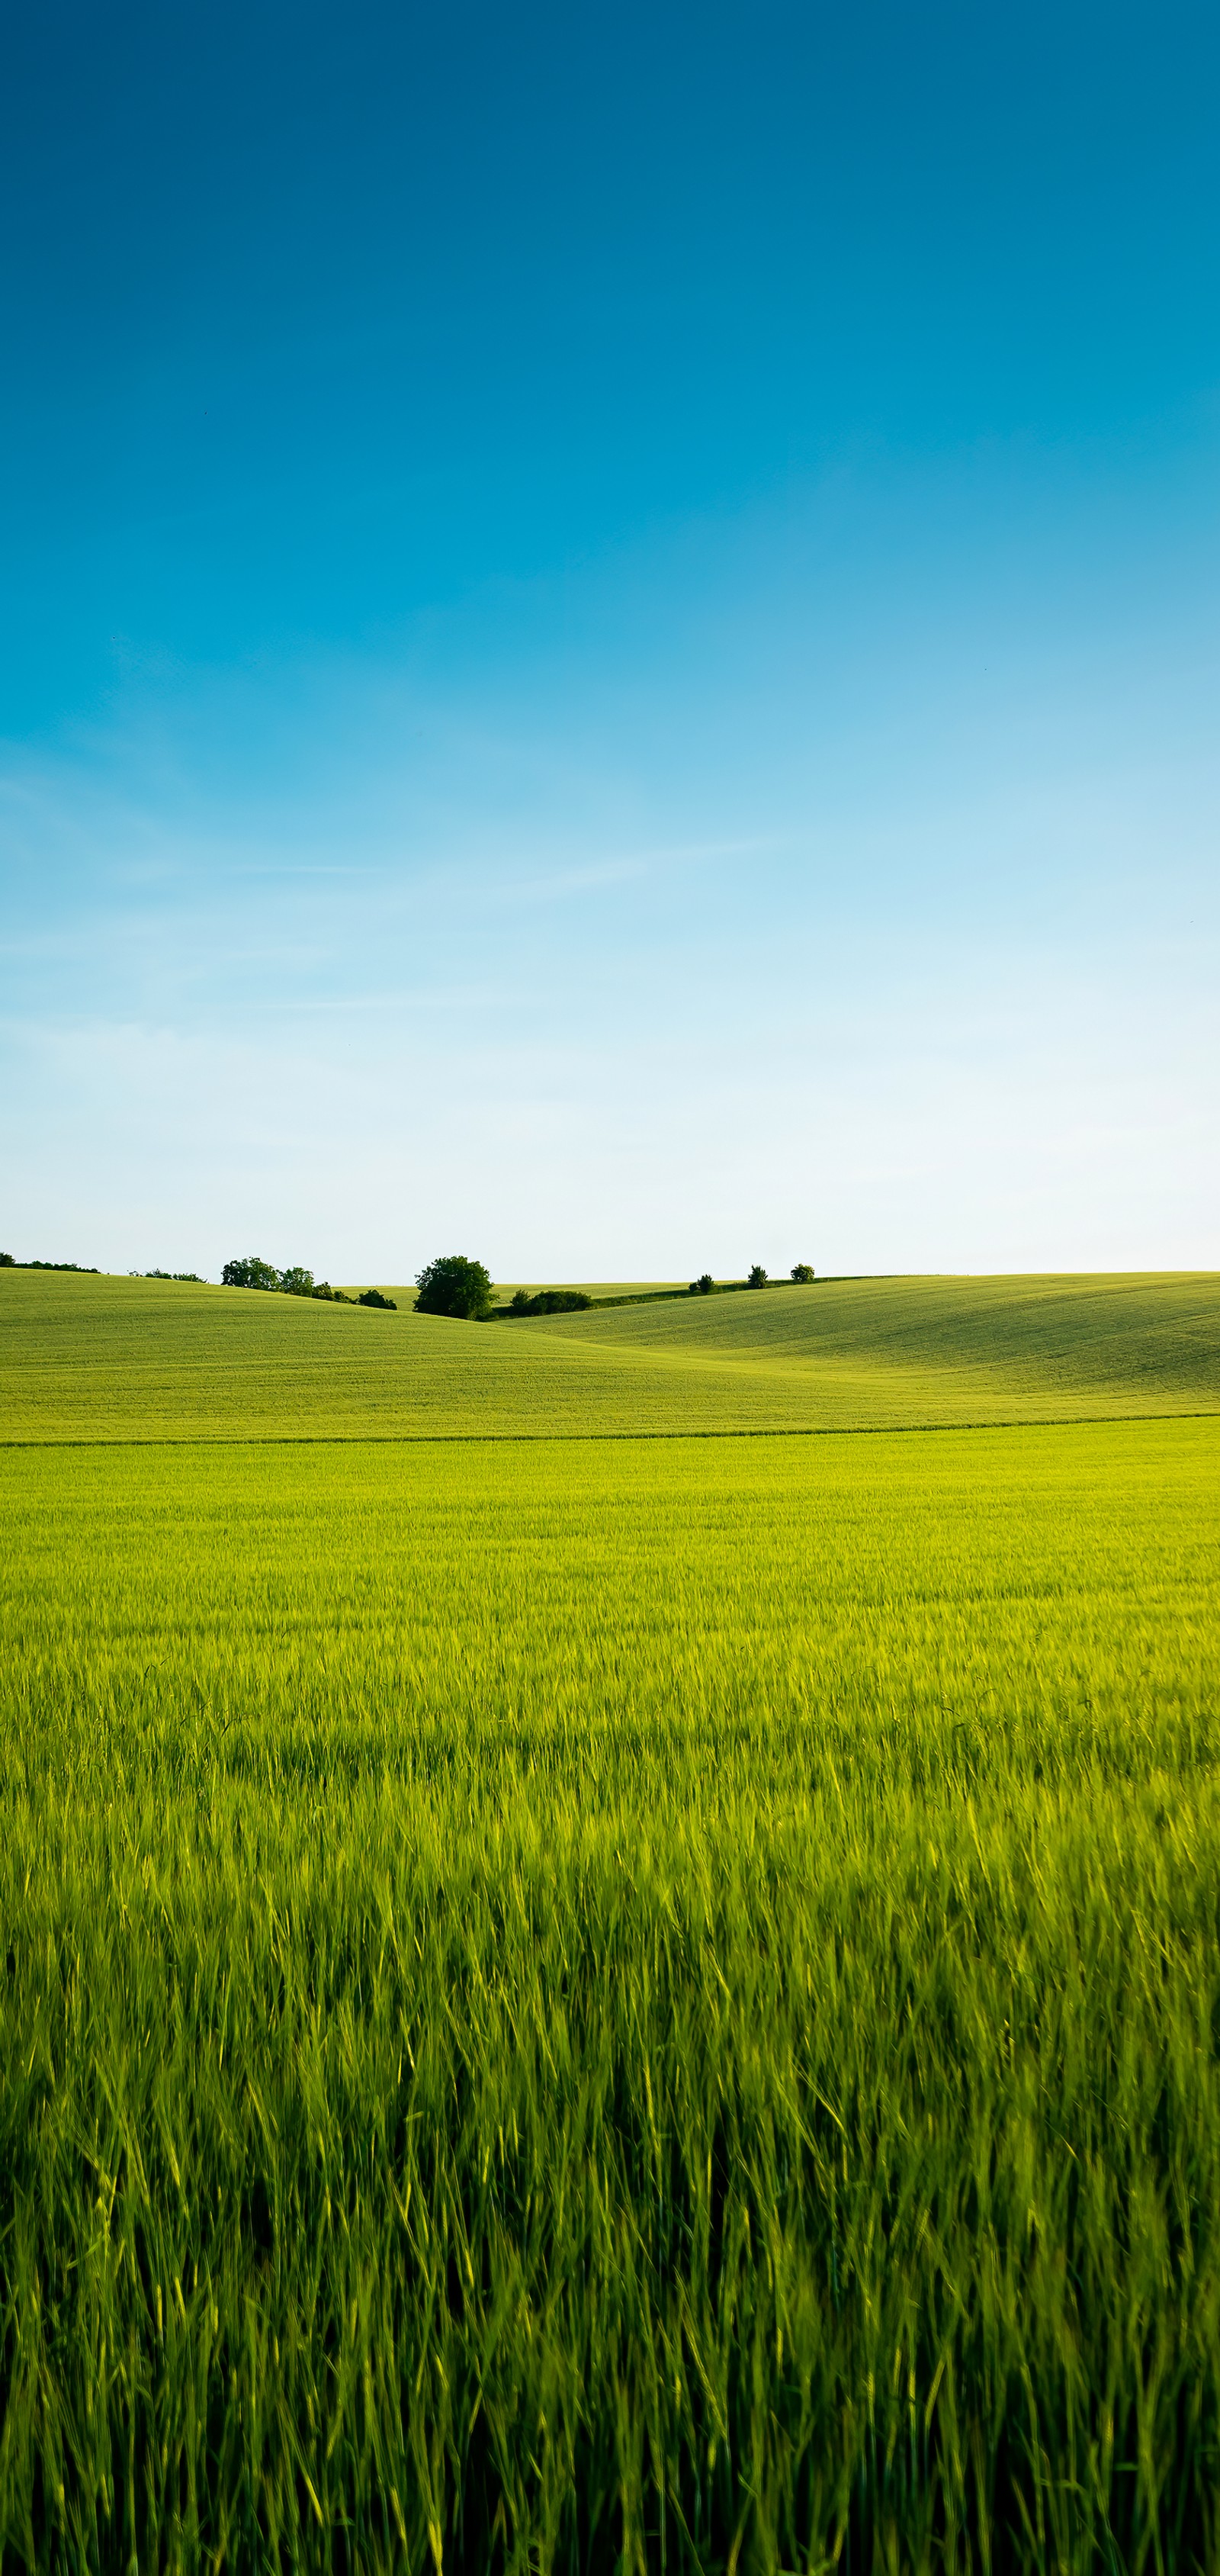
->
2, 1420, 1218, 2570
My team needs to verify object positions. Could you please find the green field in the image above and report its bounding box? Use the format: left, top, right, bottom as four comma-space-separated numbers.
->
2, 1267, 1218, 1441
2, 1272, 1219, 2570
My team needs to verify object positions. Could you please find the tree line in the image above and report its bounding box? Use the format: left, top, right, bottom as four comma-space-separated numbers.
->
2, 1249, 816, 1316
413, 1256, 817, 1319
0, 1253, 99, 1272
689, 1263, 814, 1294
221, 1259, 396, 1309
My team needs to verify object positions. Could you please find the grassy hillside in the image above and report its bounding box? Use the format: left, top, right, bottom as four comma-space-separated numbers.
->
3, 1265, 1217, 1441
0, 1270, 872, 1443
3, 1419, 1218, 2567
527, 1265, 1220, 1390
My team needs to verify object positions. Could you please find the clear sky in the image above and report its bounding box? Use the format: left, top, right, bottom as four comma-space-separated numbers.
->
3, 0, 1217, 1282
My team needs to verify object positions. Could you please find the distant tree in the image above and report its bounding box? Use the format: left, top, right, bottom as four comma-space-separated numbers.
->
509, 1288, 533, 1314
222, 1256, 280, 1291
689, 1274, 714, 1296
790, 1262, 816, 1284
358, 1288, 397, 1311
747, 1264, 768, 1289
0, 1252, 13, 1267
278, 1265, 315, 1298
414, 1256, 493, 1320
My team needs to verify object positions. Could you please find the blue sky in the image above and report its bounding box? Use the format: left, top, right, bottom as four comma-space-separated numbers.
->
3, 0, 1217, 1279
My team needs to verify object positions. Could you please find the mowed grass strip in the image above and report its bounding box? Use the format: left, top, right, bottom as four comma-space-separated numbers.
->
2, 1419, 1218, 2570
2, 1267, 1219, 1442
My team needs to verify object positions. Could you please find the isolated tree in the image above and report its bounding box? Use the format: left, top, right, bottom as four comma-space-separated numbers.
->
414, 1255, 493, 1320
689, 1274, 714, 1296
790, 1262, 815, 1284
747, 1264, 768, 1289
0, 1252, 13, 1267
278, 1265, 315, 1298
358, 1288, 397, 1311
222, 1256, 280, 1291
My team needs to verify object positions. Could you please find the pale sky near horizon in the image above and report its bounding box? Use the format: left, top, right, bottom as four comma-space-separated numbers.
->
3, 1, 1218, 1282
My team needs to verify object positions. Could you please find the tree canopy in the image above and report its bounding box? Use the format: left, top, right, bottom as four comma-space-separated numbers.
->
222, 1259, 366, 1304
414, 1256, 493, 1320
222, 1256, 281, 1291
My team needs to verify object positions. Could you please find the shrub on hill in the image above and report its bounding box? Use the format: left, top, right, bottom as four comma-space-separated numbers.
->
222, 1258, 364, 1301
2, 1256, 98, 1272
747, 1264, 769, 1288
689, 1274, 714, 1295
790, 1262, 816, 1283
414, 1256, 493, 1320
505, 1288, 593, 1317
222, 1256, 281, 1291
358, 1288, 397, 1311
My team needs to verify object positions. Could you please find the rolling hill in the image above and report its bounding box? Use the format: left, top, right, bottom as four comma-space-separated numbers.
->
2, 1265, 1217, 1441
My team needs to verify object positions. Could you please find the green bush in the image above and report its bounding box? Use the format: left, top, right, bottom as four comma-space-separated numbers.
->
221, 1256, 281, 1291
505, 1288, 592, 1317
414, 1256, 493, 1320
791, 1262, 816, 1284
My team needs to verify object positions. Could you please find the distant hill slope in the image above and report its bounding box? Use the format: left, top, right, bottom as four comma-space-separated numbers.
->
525, 1272, 1220, 1401
2, 1269, 1216, 1442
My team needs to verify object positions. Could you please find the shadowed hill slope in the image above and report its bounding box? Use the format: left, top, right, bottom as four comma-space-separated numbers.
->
2, 1269, 1216, 1442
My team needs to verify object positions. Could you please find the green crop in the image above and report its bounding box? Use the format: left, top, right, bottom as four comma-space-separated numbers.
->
2, 1417, 1219, 2571
527, 1265, 1220, 1398
2, 1268, 1218, 1442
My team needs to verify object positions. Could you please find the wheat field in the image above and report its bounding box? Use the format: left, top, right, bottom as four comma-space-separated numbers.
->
2, 1268, 1218, 1442
2, 1273, 1219, 2569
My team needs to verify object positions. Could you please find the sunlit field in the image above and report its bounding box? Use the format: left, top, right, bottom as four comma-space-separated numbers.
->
2, 1374, 1219, 2569
2, 1276, 1219, 2568
2, 1268, 1218, 1441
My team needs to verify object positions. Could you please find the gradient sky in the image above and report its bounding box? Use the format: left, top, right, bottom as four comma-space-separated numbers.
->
3, 0, 1218, 1281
